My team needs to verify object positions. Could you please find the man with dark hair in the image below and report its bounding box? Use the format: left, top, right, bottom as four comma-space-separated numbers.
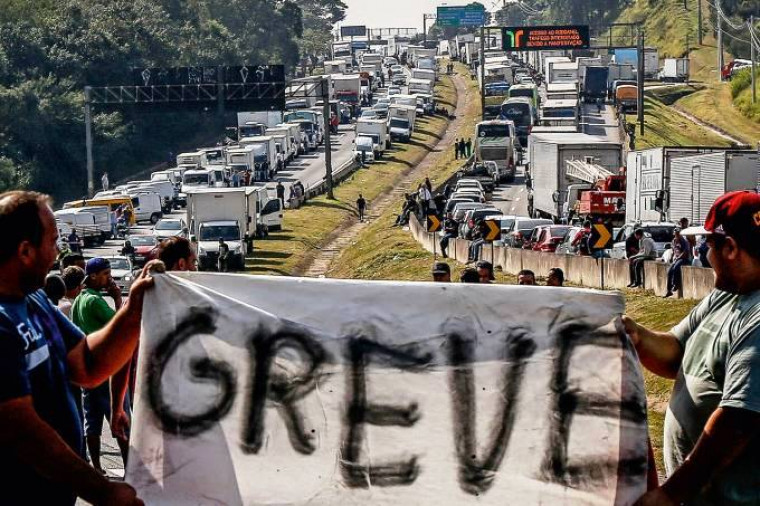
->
0, 191, 147, 505
459, 268, 480, 283
476, 261, 495, 284
626, 192, 760, 506
72, 258, 129, 475
157, 237, 197, 272
431, 262, 451, 283
44, 274, 66, 305
517, 269, 536, 286
61, 253, 86, 272
628, 229, 656, 288
547, 268, 564, 287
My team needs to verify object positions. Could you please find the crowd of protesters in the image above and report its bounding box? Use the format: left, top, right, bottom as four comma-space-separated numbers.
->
0, 189, 758, 506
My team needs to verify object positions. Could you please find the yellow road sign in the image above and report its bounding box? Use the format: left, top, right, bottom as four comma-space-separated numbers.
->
591, 223, 613, 249
427, 215, 441, 233
484, 220, 500, 242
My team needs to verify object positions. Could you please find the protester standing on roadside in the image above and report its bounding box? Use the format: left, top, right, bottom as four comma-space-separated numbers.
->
518, 269, 536, 286
625, 191, 760, 506
454, 138, 460, 159
460, 268, 480, 283
217, 237, 230, 273
546, 268, 564, 287
465, 138, 472, 158
276, 180, 285, 208
72, 258, 131, 475
432, 262, 451, 283
477, 261, 495, 284
0, 191, 147, 505
158, 237, 197, 272
44, 274, 67, 306
356, 193, 367, 222
58, 266, 86, 319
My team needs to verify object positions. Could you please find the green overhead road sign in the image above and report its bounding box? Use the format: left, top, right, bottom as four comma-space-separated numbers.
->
436, 5, 487, 28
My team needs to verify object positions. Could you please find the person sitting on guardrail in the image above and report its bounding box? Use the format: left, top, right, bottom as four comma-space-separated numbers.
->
628, 229, 656, 288
665, 227, 692, 298
440, 217, 458, 258
573, 221, 592, 256
467, 220, 488, 263
394, 194, 417, 227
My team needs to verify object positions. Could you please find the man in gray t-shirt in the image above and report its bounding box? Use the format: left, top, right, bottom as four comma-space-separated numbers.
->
623, 191, 760, 506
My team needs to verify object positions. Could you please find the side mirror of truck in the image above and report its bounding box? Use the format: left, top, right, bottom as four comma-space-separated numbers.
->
552, 191, 560, 203
654, 190, 666, 213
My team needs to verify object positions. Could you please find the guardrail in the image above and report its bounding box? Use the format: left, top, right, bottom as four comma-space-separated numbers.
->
408, 214, 714, 300
303, 155, 358, 200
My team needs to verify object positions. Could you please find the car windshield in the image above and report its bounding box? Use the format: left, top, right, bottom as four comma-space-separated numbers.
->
356, 137, 373, 149
152, 173, 170, 182
107, 258, 130, 270
130, 236, 156, 246
550, 227, 571, 238
477, 124, 511, 137
156, 220, 181, 230
646, 226, 676, 242
389, 118, 408, 128
510, 88, 533, 99
199, 225, 240, 241
184, 174, 209, 185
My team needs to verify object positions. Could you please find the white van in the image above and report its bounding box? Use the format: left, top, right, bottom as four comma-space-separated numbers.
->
126, 191, 164, 224
178, 169, 217, 207
54, 209, 105, 246
136, 180, 175, 213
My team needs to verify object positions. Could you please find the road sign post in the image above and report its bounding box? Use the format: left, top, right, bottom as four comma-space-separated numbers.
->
589, 223, 613, 290
426, 215, 442, 233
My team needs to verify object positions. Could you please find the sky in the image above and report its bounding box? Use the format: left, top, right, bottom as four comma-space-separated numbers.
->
339, 0, 488, 32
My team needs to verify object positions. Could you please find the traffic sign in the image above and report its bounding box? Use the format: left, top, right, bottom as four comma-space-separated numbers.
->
427, 215, 442, 233
341, 25, 367, 38
501, 25, 590, 51
590, 223, 613, 249
484, 220, 500, 242
436, 5, 487, 28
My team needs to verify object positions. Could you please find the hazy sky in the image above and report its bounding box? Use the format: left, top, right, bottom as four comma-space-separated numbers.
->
339, 0, 484, 32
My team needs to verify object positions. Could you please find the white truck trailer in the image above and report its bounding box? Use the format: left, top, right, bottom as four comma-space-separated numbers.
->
625, 147, 727, 223
356, 119, 390, 156
528, 133, 622, 221
387, 104, 417, 143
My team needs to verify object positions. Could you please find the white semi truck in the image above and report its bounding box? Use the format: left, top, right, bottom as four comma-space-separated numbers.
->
528, 133, 622, 222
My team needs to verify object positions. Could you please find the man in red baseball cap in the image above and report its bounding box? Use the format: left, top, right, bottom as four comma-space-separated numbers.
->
624, 191, 760, 506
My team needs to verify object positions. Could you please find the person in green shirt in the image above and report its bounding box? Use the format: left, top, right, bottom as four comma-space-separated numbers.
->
624, 191, 760, 506
72, 257, 129, 474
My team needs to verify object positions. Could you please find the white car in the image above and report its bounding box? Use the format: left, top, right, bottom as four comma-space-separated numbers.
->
455, 179, 484, 192
388, 86, 402, 96
152, 217, 188, 240
103, 256, 135, 294
450, 191, 485, 203
391, 64, 404, 74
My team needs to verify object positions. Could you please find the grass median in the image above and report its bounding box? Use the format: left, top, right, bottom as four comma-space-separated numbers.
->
246, 64, 459, 276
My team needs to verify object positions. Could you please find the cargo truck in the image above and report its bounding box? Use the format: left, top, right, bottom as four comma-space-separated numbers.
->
658, 58, 690, 82
527, 133, 622, 222
265, 127, 298, 163
613, 48, 659, 78
388, 104, 416, 143
332, 74, 361, 105
626, 147, 751, 223
411, 68, 436, 84
581, 66, 609, 102
186, 188, 259, 271
356, 119, 390, 156
408, 78, 434, 96
548, 61, 578, 86
231, 138, 276, 181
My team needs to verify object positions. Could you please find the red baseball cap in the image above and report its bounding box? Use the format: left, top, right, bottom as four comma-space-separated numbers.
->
682, 191, 760, 252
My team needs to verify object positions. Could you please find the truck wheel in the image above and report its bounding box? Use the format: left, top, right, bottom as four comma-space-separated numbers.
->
150, 213, 161, 225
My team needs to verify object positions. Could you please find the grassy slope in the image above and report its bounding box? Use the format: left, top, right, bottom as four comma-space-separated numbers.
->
247, 65, 458, 276
615, 0, 760, 143
327, 63, 486, 281
626, 95, 733, 149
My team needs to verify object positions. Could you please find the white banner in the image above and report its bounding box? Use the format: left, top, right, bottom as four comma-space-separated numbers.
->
126, 273, 648, 506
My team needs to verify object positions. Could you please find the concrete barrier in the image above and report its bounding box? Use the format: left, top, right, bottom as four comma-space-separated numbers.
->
406, 215, 713, 299
603, 258, 631, 290
682, 266, 714, 300
644, 262, 670, 296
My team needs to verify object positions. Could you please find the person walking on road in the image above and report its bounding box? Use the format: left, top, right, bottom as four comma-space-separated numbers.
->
624, 191, 760, 506
356, 194, 367, 222
72, 258, 131, 475
276, 180, 285, 208
628, 229, 656, 288
0, 191, 148, 506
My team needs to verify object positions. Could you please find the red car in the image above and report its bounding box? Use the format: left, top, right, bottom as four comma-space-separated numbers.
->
526, 225, 572, 253
128, 235, 159, 266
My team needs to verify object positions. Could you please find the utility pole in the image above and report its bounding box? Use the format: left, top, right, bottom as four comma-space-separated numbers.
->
752, 15, 757, 103
717, 0, 723, 82
322, 78, 334, 199
84, 86, 95, 197
637, 27, 645, 135
423, 14, 427, 48
480, 25, 486, 120
697, 0, 703, 45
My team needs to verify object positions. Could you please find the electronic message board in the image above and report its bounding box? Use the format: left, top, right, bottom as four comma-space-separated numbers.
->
501, 25, 590, 51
